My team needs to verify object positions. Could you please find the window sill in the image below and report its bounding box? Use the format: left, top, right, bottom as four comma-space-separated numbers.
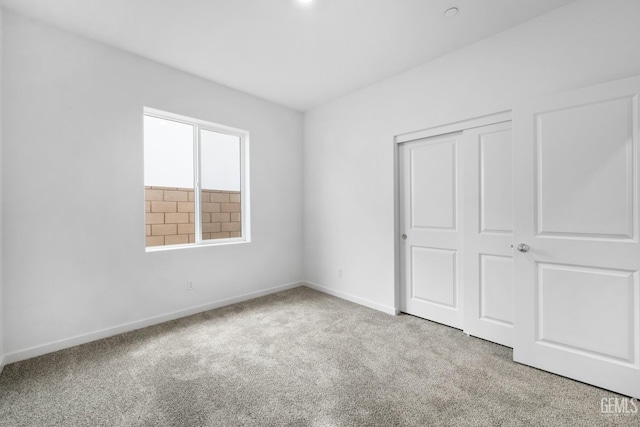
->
145, 237, 250, 252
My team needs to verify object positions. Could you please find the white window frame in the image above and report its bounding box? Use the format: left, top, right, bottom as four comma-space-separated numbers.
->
144, 107, 251, 251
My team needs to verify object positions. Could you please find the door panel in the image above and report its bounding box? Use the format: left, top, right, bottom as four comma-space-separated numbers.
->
463, 122, 514, 347
537, 263, 636, 363
412, 247, 457, 307
480, 254, 514, 326
410, 142, 456, 230
480, 131, 513, 234
400, 133, 462, 329
514, 76, 640, 398
536, 96, 635, 239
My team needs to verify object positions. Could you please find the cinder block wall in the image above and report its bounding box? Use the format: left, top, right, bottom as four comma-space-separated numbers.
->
145, 186, 241, 247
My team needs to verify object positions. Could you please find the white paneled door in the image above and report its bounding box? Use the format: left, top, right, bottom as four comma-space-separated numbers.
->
463, 122, 514, 347
400, 132, 463, 329
513, 76, 640, 398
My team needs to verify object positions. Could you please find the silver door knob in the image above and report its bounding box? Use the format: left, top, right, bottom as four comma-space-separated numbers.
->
401, 234, 407, 240
516, 243, 529, 253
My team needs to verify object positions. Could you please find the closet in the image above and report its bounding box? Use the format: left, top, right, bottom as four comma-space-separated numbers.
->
398, 75, 640, 398
399, 119, 513, 347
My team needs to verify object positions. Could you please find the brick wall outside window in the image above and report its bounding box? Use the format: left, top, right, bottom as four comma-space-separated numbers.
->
145, 186, 241, 247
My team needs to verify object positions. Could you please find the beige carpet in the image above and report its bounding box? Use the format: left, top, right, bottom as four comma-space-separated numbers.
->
0, 286, 637, 426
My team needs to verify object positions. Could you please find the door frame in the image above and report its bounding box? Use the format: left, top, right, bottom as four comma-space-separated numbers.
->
393, 110, 512, 313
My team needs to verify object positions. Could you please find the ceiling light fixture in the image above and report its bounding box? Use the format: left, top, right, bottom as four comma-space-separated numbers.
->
444, 7, 459, 18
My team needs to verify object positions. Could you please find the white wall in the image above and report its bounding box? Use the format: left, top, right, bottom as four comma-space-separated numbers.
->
302, 0, 640, 311
2, 12, 303, 358
0, 5, 4, 370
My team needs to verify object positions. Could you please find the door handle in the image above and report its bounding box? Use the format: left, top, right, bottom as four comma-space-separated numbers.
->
516, 243, 529, 253
401, 234, 407, 240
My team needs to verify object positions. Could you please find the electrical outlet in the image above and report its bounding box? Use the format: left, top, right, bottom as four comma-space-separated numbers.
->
337, 268, 342, 278
186, 281, 195, 291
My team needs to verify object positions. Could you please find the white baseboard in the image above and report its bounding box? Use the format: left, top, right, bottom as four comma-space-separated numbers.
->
303, 281, 398, 315
0, 355, 4, 375
3, 281, 304, 365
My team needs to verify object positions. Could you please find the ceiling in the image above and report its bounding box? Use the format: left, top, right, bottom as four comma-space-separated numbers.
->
1, 0, 577, 111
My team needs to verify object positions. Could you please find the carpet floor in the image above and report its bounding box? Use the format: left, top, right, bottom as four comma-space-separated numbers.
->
0, 286, 637, 426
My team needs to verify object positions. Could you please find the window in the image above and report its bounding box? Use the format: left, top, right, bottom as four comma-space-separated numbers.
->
143, 108, 249, 250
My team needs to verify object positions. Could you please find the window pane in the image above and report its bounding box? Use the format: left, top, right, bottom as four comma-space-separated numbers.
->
200, 129, 241, 240
144, 115, 195, 247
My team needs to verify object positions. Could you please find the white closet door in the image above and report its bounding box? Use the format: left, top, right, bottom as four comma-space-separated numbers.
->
400, 132, 463, 329
463, 122, 514, 347
513, 76, 640, 398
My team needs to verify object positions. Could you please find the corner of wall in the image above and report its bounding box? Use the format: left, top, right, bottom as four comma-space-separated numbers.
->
301, 281, 398, 315
0, 5, 5, 373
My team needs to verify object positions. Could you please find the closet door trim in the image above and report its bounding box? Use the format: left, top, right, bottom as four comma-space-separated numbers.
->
395, 111, 512, 144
